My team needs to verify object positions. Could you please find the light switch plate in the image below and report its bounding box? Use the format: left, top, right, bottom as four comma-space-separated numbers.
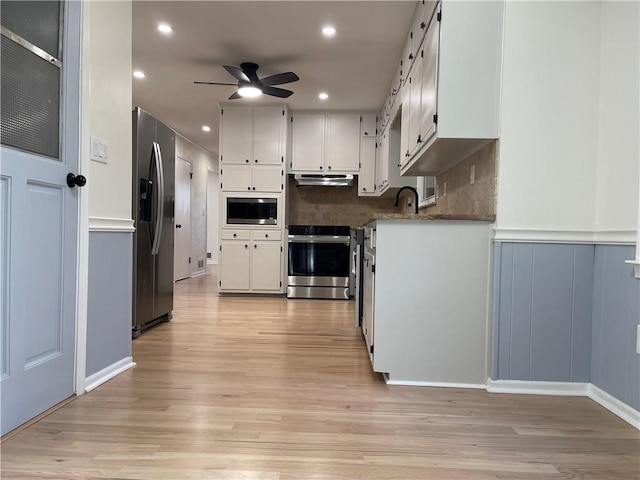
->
90, 135, 108, 164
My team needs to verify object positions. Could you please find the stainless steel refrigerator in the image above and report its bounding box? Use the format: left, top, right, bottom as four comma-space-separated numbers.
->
132, 107, 175, 337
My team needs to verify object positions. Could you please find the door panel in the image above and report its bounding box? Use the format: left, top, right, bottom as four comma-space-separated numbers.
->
174, 157, 191, 281
0, 0, 80, 436
220, 106, 251, 164
251, 165, 283, 193
220, 241, 250, 290
253, 106, 283, 165
251, 241, 281, 291
326, 114, 360, 172
291, 114, 324, 172
221, 164, 251, 192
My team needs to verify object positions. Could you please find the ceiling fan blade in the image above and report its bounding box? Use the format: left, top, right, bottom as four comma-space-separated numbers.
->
194, 81, 237, 86
228, 91, 242, 100
224, 65, 250, 82
260, 72, 300, 86
261, 86, 294, 98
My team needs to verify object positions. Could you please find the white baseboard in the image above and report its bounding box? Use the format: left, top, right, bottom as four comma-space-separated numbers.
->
588, 384, 640, 429
190, 270, 207, 278
486, 379, 639, 430
207, 259, 218, 265
383, 374, 485, 389
486, 379, 589, 396
84, 356, 136, 393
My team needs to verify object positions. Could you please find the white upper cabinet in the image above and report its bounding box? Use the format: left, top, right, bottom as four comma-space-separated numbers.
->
358, 137, 377, 196
220, 106, 252, 165
398, 0, 503, 176
291, 113, 325, 172
326, 114, 360, 172
291, 112, 361, 173
361, 114, 377, 138
253, 106, 285, 165
220, 105, 286, 166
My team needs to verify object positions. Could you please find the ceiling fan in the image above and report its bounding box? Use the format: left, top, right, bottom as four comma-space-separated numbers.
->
194, 62, 299, 100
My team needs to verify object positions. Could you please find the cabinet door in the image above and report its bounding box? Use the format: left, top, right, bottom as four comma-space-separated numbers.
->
251, 241, 282, 291
251, 165, 283, 193
400, 85, 411, 167
219, 241, 250, 290
291, 113, 325, 172
361, 114, 377, 138
358, 137, 376, 196
362, 253, 375, 361
220, 106, 252, 164
220, 164, 252, 192
253, 106, 284, 165
408, 56, 423, 158
377, 130, 390, 192
419, 13, 440, 147
326, 113, 360, 173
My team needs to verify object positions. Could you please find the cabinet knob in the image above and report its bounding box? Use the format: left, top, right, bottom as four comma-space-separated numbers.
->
328, 165, 332, 170
363, 187, 367, 192
417, 135, 422, 143
233, 233, 237, 237
245, 159, 249, 163
252, 187, 256, 190
320, 166, 323, 170
265, 234, 269, 238
247, 187, 251, 190
254, 244, 257, 249
254, 159, 258, 163
245, 244, 248, 248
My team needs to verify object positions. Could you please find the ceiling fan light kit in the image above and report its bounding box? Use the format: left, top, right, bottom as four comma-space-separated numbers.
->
194, 62, 299, 100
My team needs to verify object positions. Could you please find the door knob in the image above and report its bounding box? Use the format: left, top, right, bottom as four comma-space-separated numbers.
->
176, 224, 182, 229
66, 173, 86, 188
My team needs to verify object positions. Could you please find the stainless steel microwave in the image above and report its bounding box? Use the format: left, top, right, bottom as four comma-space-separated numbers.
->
226, 197, 278, 225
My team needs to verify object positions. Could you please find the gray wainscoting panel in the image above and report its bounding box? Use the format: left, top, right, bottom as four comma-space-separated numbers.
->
493, 242, 594, 382
87, 231, 133, 377
591, 245, 639, 410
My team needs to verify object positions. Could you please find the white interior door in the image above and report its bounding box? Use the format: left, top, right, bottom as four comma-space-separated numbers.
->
207, 170, 219, 264
0, 0, 81, 436
174, 157, 191, 281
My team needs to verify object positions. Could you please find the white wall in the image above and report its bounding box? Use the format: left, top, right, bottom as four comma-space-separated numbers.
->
88, 1, 132, 225
175, 135, 218, 274
496, 1, 601, 238
595, 2, 639, 241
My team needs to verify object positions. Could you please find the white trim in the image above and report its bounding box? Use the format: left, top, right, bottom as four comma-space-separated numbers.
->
89, 216, 135, 232
625, 260, 640, 279
383, 375, 486, 389
74, 0, 90, 397
190, 270, 207, 278
84, 357, 136, 393
486, 379, 640, 430
493, 228, 636, 245
207, 259, 218, 265
486, 379, 589, 396
588, 384, 640, 429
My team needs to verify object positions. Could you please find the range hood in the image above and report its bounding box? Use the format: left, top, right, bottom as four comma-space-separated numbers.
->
294, 174, 354, 187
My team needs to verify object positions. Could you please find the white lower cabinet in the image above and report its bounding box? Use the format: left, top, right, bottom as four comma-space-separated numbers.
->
219, 230, 283, 293
365, 219, 491, 385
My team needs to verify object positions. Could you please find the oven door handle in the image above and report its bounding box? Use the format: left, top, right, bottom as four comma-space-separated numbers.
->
288, 235, 351, 244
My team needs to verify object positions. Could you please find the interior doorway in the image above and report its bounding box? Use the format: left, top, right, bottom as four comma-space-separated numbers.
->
174, 156, 192, 281
207, 169, 219, 264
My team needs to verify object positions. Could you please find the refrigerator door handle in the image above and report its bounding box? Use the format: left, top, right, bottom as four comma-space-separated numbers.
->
151, 142, 165, 255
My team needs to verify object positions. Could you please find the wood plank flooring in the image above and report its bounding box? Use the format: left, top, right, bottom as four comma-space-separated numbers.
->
2, 267, 639, 479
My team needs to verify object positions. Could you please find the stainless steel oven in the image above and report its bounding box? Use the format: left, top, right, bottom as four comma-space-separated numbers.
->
226, 197, 278, 225
287, 225, 351, 300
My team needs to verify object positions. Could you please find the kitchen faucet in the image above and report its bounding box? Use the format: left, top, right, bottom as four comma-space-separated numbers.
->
393, 186, 419, 214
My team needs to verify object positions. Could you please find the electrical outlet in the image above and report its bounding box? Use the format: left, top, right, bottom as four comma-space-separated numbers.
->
470, 164, 476, 185
637, 325, 640, 355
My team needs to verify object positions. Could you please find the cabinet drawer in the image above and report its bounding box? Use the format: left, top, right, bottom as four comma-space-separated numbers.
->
251, 230, 282, 241
221, 230, 251, 241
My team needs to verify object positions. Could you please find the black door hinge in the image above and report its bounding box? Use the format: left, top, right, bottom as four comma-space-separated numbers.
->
280, 246, 283, 252
188, 257, 191, 263
219, 280, 222, 286
360, 116, 362, 122
290, 162, 292, 168
372, 264, 376, 274
370, 345, 374, 354
280, 281, 282, 287
281, 156, 284, 163
190, 172, 193, 179
437, 11, 442, 22
219, 245, 222, 251
433, 114, 438, 124
282, 109, 285, 116
421, 50, 424, 58
220, 155, 223, 162
220, 183, 223, 189
221, 109, 223, 115
290, 116, 293, 123
220, 168, 223, 175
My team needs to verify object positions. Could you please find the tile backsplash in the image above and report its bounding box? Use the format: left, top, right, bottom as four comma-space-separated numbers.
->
287, 177, 400, 227
422, 140, 497, 217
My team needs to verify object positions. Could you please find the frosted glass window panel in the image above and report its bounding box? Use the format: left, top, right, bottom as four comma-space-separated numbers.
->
1, 35, 60, 159
1, 1, 61, 58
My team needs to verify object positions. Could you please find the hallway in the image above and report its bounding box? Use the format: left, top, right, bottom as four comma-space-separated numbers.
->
1, 269, 638, 479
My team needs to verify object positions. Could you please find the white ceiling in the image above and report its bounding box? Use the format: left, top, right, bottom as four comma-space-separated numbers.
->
132, 1, 416, 156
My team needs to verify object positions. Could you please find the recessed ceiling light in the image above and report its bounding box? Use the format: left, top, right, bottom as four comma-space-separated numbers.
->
157, 24, 173, 35
322, 26, 336, 37
238, 86, 262, 98
318, 92, 329, 100
202, 125, 211, 132
133, 70, 145, 79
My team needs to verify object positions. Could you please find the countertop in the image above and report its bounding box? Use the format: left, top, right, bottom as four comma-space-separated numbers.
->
363, 213, 496, 225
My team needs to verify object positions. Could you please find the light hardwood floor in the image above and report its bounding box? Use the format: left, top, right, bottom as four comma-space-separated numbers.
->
2, 267, 639, 479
